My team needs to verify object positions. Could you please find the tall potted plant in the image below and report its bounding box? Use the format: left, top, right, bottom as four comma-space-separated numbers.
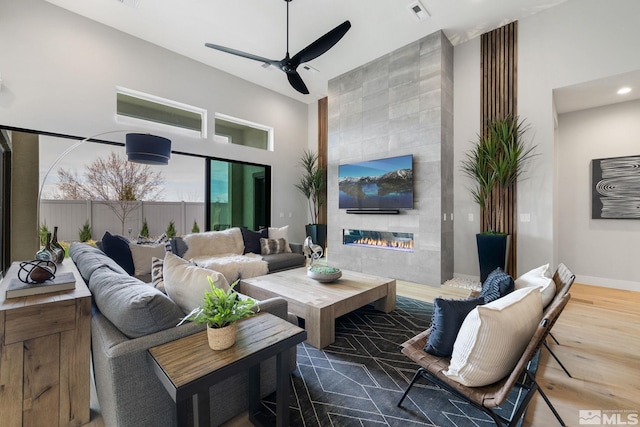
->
461, 115, 536, 282
295, 149, 327, 249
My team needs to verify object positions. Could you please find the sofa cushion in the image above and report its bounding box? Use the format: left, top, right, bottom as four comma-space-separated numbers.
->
444, 287, 542, 387
129, 242, 166, 276
262, 252, 306, 272
479, 267, 514, 303
69, 242, 128, 282
424, 296, 485, 357
183, 228, 245, 259
163, 252, 230, 314
240, 227, 268, 254
268, 226, 292, 253
89, 266, 184, 338
515, 264, 556, 307
101, 232, 135, 275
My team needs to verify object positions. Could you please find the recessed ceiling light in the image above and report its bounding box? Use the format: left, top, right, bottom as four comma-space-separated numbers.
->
617, 87, 632, 95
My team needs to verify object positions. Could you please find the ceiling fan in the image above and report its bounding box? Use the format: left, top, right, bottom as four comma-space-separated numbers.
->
205, 0, 351, 95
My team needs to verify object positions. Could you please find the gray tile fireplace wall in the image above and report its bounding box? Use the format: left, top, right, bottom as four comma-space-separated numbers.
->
327, 30, 453, 286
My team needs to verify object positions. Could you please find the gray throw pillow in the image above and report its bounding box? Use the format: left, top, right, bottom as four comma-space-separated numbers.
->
89, 267, 184, 338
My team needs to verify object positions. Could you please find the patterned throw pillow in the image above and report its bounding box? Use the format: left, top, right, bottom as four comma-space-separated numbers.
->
151, 257, 165, 293
137, 233, 169, 245
268, 226, 292, 253
479, 267, 514, 303
260, 238, 289, 255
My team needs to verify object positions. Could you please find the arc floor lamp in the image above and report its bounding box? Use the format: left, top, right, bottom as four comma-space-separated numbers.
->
37, 130, 172, 248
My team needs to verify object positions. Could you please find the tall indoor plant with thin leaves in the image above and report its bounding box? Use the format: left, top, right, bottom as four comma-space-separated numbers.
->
461, 115, 536, 280
295, 149, 327, 248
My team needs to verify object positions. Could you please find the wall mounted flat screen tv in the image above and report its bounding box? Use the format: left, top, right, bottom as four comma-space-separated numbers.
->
338, 154, 413, 209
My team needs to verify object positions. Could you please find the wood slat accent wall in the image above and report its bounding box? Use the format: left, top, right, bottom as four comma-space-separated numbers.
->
480, 21, 518, 277
317, 97, 328, 226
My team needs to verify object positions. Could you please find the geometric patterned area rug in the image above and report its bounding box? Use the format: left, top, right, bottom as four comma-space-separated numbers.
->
260, 296, 532, 426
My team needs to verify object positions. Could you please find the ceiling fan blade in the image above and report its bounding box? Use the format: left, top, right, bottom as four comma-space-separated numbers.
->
287, 72, 309, 95
290, 20, 351, 66
205, 43, 277, 66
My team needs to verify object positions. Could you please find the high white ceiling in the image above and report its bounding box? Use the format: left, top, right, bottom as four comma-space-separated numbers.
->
44, 0, 572, 104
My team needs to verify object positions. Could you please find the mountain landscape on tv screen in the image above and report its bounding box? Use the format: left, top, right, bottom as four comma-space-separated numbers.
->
339, 168, 413, 209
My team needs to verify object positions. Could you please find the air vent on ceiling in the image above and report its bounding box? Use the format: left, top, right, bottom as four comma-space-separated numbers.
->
115, 0, 140, 8
302, 64, 319, 74
408, 1, 430, 21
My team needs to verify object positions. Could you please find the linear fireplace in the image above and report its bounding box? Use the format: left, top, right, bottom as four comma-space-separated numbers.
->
343, 229, 414, 252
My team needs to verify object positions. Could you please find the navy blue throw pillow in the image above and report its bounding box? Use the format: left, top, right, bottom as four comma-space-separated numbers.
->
101, 231, 135, 276
479, 267, 514, 303
240, 227, 268, 254
424, 296, 485, 357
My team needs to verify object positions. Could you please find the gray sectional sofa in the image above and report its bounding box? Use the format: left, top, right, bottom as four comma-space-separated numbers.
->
70, 243, 297, 427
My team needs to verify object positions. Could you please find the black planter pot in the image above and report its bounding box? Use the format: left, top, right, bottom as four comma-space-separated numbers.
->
305, 224, 327, 251
476, 233, 511, 283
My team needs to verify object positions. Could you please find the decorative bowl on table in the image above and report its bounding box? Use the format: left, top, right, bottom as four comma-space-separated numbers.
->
307, 266, 342, 283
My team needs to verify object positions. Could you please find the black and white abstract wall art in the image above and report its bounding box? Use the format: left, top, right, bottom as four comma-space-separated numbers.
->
592, 155, 640, 219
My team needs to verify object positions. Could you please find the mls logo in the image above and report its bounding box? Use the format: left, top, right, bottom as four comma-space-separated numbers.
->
580, 410, 602, 425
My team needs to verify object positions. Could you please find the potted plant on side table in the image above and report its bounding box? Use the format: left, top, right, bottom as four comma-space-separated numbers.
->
188, 277, 257, 350
461, 115, 536, 282
295, 149, 327, 250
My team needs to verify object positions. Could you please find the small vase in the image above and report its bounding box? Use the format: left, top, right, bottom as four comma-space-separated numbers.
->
51, 226, 65, 264
35, 232, 56, 262
207, 323, 237, 350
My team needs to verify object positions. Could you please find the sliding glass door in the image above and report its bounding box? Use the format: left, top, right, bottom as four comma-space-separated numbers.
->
206, 159, 270, 231
0, 132, 10, 274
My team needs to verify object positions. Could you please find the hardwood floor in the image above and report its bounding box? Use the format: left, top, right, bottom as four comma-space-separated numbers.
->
397, 280, 640, 427
85, 281, 639, 427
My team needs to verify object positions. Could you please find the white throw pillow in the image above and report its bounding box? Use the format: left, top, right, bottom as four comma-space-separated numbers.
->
163, 252, 229, 315
129, 243, 167, 276
183, 228, 244, 259
514, 264, 556, 307
444, 287, 543, 387
268, 226, 292, 253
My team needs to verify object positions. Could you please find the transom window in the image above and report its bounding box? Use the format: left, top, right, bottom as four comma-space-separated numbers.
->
214, 113, 273, 151
116, 87, 207, 137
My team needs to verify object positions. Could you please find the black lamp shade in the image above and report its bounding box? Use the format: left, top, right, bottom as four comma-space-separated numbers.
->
125, 133, 171, 165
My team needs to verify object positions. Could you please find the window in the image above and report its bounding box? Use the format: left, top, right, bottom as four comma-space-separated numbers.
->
214, 113, 273, 151
116, 87, 207, 137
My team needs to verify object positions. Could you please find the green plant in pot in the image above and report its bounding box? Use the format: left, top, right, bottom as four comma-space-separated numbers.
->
461, 115, 536, 282
188, 278, 257, 350
295, 149, 327, 250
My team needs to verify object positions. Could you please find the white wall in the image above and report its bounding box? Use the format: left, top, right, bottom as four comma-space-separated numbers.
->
557, 100, 640, 291
453, 0, 640, 289
0, 0, 310, 243
452, 37, 481, 280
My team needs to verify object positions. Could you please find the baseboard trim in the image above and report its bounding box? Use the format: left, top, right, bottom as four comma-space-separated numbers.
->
576, 275, 640, 292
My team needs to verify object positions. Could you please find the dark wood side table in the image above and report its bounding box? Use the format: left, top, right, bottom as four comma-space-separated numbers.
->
148, 312, 306, 427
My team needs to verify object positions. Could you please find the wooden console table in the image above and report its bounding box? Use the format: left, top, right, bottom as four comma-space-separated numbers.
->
148, 312, 306, 427
0, 258, 91, 427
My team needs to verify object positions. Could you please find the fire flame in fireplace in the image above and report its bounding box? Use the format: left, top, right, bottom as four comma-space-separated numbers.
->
351, 237, 414, 251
